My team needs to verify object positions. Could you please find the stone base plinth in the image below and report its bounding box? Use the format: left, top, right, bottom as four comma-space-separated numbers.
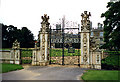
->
15, 60, 20, 64
91, 64, 101, 69
39, 61, 49, 66
32, 61, 37, 65
32, 61, 49, 66
80, 64, 91, 68
80, 64, 101, 69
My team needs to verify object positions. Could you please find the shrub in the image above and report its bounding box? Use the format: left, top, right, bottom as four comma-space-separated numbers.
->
101, 51, 120, 70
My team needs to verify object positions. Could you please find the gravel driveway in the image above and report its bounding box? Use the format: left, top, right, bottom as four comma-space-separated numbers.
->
2, 65, 88, 80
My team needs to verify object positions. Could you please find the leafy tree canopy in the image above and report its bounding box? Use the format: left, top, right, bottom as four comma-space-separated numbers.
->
101, 1, 120, 50
1, 23, 35, 48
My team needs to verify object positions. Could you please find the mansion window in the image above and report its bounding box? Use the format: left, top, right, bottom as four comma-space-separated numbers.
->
100, 32, 103, 37
91, 32, 93, 36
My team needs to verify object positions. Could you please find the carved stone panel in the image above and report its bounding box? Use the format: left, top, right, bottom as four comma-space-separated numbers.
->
83, 55, 87, 63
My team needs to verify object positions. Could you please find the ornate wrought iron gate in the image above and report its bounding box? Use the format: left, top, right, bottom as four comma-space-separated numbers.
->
49, 26, 80, 65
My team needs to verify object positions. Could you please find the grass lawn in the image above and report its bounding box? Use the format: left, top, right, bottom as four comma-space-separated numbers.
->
0, 48, 11, 50
0, 63, 24, 73
81, 70, 119, 80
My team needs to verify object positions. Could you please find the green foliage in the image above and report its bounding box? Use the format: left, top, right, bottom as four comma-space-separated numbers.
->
101, 1, 120, 50
21, 49, 32, 64
101, 51, 120, 69
50, 48, 81, 57
51, 60, 56, 63
0, 63, 23, 73
104, 51, 120, 55
81, 70, 119, 80
21, 60, 32, 64
20, 27, 34, 48
21, 49, 32, 57
102, 54, 120, 67
1, 23, 35, 48
0, 48, 11, 50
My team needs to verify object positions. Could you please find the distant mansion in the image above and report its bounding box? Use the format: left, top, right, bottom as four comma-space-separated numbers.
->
50, 23, 104, 48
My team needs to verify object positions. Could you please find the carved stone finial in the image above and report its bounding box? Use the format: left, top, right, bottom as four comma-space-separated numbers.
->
41, 14, 49, 24
41, 14, 50, 32
81, 11, 91, 31
81, 11, 91, 25
12, 39, 20, 49
81, 11, 91, 21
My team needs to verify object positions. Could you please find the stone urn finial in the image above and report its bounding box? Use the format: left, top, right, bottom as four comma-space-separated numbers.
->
81, 11, 91, 31
41, 14, 50, 24
12, 39, 20, 49
81, 11, 91, 25
41, 14, 50, 32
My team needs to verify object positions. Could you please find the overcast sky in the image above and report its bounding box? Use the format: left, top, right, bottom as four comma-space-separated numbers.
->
0, 0, 110, 39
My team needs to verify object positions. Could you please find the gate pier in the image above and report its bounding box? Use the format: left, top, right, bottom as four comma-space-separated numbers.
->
80, 11, 91, 68
80, 11, 101, 69
32, 14, 50, 66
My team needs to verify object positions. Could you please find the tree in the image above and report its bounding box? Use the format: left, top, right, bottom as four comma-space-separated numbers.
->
20, 27, 34, 48
101, 1, 120, 50
7, 25, 18, 47
1, 23, 35, 48
1, 23, 9, 48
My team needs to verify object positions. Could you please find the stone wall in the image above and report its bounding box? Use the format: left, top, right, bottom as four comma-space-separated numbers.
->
0, 50, 13, 63
0, 49, 21, 64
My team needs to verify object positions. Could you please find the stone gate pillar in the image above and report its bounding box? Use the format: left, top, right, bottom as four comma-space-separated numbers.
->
90, 35, 102, 69
39, 14, 50, 66
10, 39, 21, 64
80, 11, 91, 68
32, 43, 39, 65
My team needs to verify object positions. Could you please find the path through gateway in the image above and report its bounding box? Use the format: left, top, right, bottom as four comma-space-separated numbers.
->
49, 17, 81, 65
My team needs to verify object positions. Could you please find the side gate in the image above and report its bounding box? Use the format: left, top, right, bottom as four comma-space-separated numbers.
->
21, 49, 32, 64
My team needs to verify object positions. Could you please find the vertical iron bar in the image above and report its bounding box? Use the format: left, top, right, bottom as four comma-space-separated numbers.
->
62, 16, 65, 65
78, 25, 80, 66
19, 49, 21, 64
49, 25, 51, 64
